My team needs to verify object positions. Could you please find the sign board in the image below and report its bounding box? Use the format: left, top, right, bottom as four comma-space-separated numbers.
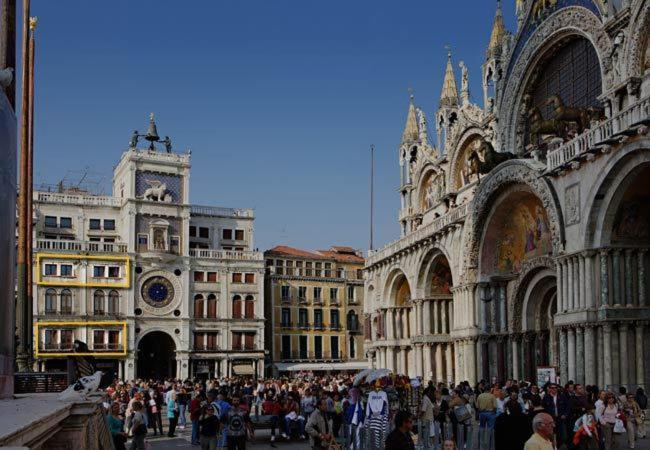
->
536, 366, 557, 387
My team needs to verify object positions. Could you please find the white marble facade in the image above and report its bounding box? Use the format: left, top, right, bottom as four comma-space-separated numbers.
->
33, 140, 265, 380
364, 0, 650, 391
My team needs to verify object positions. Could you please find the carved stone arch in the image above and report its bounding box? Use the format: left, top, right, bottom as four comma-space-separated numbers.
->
134, 327, 180, 351
498, 6, 613, 153
581, 138, 650, 248
414, 243, 455, 294
462, 159, 564, 282
382, 266, 412, 307
448, 127, 486, 192
416, 164, 444, 213
624, 0, 650, 79
509, 256, 555, 332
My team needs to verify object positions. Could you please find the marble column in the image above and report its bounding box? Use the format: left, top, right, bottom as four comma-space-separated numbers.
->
403, 347, 409, 376
597, 327, 604, 388
556, 261, 564, 313
423, 300, 431, 334
584, 326, 596, 386
576, 327, 585, 385
619, 324, 629, 388
600, 250, 609, 307
579, 256, 586, 310
638, 250, 647, 306
435, 344, 444, 382
467, 339, 477, 385
612, 250, 622, 306
386, 347, 395, 371
559, 329, 568, 383
499, 284, 507, 332
441, 300, 448, 334
585, 252, 595, 309
415, 301, 422, 335
573, 256, 580, 310
635, 324, 645, 388
603, 324, 612, 388
423, 344, 432, 382
568, 328, 576, 381
386, 309, 394, 339
433, 301, 439, 334
568, 258, 575, 311
445, 343, 454, 383
562, 259, 569, 312
512, 336, 520, 381
625, 250, 634, 307
481, 285, 489, 332
415, 344, 423, 378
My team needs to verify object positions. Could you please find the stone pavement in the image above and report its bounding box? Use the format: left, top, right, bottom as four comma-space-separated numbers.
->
147, 427, 310, 450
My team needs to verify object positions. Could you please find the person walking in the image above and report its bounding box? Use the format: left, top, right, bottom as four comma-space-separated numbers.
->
524, 413, 555, 450
305, 398, 332, 450
624, 393, 641, 449
108, 402, 127, 450
190, 392, 205, 446
177, 387, 189, 429
128, 401, 148, 450
476, 386, 497, 450
222, 394, 253, 450
599, 393, 620, 450
385, 410, 415, 450
199, 404, 220, 450
167, 390, 179, 437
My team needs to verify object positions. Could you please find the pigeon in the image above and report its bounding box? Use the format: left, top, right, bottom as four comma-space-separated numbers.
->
58, 370, 104, 401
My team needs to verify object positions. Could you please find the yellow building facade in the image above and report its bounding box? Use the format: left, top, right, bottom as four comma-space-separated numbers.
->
264, 246, 367, 375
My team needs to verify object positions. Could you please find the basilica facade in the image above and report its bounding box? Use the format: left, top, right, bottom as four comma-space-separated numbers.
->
363, 0, 650, 391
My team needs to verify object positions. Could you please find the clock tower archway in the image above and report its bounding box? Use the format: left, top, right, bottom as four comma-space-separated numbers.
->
136, 330, 177, 379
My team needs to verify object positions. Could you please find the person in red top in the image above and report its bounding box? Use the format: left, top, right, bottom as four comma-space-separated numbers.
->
190, 392, 206, 446
262, 393, 282, 443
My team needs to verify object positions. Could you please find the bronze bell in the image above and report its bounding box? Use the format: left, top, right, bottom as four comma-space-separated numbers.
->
145, 113, 160, 143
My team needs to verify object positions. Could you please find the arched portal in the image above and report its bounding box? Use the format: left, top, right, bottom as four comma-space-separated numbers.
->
137, 331, 177, 379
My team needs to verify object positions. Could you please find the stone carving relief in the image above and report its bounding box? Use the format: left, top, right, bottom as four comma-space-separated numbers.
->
565, 183, 580, 226
420, 171, 446, 211
498, 7, 614, 153
624, 1, 650, 79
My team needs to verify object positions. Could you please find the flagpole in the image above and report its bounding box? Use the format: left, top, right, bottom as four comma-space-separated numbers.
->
26, 15, 36, 369
16, 0, 31, 372
370, 144, 374, 252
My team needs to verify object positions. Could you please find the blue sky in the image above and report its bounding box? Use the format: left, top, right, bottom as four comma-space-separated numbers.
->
23, 0, 516, 252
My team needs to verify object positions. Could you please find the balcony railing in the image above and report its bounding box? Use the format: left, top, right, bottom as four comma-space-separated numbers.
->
35, 191, 124, 207
41, 343, 74, 351
313, 323, 325, 331
92, 343, 123, 351
367, 202, 469, 267
193, 345, 219, 351
297, 322, 311, 330
190, 205, 254, 218
36, 239, 128, 253
547, 95, 650, 172
231, 345, 257, 351
329, 323, 341, 331
280, 321, 293, 329
189, 249, 263, 261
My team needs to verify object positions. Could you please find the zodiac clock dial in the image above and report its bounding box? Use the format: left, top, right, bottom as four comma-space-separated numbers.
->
141, 276, 175, 307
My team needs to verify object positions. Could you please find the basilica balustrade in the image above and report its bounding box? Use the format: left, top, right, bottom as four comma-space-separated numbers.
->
366, 203, 468, 266
190, 204, 254, 218
546, 95, 650, 173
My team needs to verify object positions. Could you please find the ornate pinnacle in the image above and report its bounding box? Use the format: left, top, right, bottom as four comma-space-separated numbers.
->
29, 17, 38, 31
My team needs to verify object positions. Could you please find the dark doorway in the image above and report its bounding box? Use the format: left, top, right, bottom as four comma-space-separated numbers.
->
137, 331, 176, 379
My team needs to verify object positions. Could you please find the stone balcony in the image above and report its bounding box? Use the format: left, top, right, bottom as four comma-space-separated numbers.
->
366, 203, 469, 267
36, 238, 128, 253
189, 248, 263, 261
34, 191, 124, 207
190, 204, 254, 218
546, 95, 650, 173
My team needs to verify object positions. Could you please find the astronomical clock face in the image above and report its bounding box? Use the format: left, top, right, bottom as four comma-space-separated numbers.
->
141, 276, 175, 307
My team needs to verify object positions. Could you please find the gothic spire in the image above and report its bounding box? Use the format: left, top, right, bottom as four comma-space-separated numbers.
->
402, 92, 419, 143
487, 0, 506, 58
439, 51, 459, 109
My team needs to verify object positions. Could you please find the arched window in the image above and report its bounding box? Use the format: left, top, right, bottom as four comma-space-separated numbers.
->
207, 294, 217, 319
108, 290, 119, 314
45, 289, 57, 313
60, 289, 72, 314
194, 294, 204, 318
244, 295, 255, 319
232, 295, 242, 319
347, 311, 359, 331
93, 290, 105, 315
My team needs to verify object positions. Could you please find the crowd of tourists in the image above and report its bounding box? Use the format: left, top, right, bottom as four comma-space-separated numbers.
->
100, 373, 648, 450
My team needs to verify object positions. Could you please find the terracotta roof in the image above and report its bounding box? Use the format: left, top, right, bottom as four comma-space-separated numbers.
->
317, 250, 364, 263
265, 245, 324, 259
330, 246, 357, 254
